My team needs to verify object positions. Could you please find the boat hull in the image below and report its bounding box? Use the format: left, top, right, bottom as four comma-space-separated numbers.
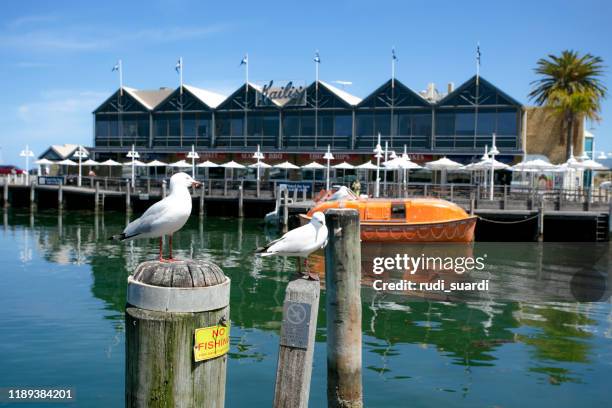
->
299, 214, 477, 243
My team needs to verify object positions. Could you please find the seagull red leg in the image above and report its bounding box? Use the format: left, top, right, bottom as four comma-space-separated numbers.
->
168, 235, 174, 261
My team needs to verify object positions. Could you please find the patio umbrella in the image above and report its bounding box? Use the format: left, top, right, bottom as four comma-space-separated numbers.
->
332, 161, 355, 182
511, 159, 557, 172
146, 160, 167, 179
57, 159, 78, 166
425, 157, 462, 184
123, 159, 146, 166
196, 160, 219, 180
99, 159, 122, 166
302, 161, 326, 183
82, 159, 99, 166
221, 160, 246, 180
274, 161, 300, 180
168, 159, 192, 168
35, 158, 55, 176
471, 158, 509, 170
249, 162, 271, 169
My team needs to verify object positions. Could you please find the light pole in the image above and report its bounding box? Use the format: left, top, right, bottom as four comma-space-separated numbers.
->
74, 145, 88, 187
489, 133, 499, 201
19, 145, 34, 185
323, 145, 334, 191
252, 144, 264, 195
187, 144, 199, 178
126, 144, 139, 189
373, 133, 383, 198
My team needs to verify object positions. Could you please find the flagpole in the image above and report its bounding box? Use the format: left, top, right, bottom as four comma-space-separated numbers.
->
314, 50, 320, 148
391, 47, 396, 145
475, 42, 480, 150
119, 59, 123, 95
245, 53, 248, 147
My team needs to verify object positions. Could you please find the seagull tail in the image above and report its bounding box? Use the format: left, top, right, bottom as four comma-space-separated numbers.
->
108, 233, 139, 241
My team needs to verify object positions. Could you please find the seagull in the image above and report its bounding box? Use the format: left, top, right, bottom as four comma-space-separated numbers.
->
109, 172, 200, 262
256, 211, 328, 280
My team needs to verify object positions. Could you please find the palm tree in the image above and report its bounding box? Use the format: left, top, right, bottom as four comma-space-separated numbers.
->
529, 50, 607, 159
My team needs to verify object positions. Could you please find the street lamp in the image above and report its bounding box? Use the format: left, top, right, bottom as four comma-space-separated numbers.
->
488, 133, 499, 201
19, 145, 34, 185
126, 144, 139, 189
323, 145, 335, 191
252, 144, 265, 196
73, 145, 88, 187
373, 133, 384, 198
187, 144, 200, 178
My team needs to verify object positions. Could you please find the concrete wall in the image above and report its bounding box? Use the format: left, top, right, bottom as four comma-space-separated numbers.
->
525, 106, 584, 163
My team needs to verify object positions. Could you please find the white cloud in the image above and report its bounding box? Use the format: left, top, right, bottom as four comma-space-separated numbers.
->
6, 15, 58, 29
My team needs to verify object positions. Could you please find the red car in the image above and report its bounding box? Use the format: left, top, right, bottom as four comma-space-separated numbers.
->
0, 165, 24, 175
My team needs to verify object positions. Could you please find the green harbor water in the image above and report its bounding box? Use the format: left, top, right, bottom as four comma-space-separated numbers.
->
0, 209, 611, 407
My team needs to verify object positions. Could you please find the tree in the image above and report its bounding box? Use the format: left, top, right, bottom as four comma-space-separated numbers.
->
529, 50, 607, 159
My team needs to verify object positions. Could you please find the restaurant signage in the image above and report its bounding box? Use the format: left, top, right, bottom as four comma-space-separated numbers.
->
255, 80, 307, 107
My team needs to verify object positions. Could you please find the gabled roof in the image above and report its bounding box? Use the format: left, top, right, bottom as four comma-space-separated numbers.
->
215, 82, 280, 110
38, 144, 90, 160
182, 85, 226, 109
437, 75, 521, 107
357, 78, 430, 108
123, 87, 174, 110
318, 81, 361, 106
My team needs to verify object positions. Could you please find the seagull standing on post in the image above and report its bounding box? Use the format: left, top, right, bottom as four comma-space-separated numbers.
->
110, 172, 200, 262
256, 212, 328, 280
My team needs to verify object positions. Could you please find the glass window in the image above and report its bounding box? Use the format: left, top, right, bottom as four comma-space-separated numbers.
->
183, 114, 196, 136
215, 115, 230, 137
374, 113, 390, 136
356, 113, 373, 137
231, 116, 244, 136
497, 110, 518, 135
168, 114, 180, 136
397, 113, 411, 136
283, 114, 299, 137
96, 116, 109, 137
319, 113, 333, 136
197, 118, 210, 137
334, 114, 352, 137
455, 111, 475, 135
412, 113, 431, 136
477, 111, 496, 135
263, 115, 279, 136
138, 115, 149, 137
301, 114, 315, 136
435, 112, 454, 135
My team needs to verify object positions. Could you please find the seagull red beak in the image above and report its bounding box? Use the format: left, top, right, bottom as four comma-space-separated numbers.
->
192, 181, 202, 188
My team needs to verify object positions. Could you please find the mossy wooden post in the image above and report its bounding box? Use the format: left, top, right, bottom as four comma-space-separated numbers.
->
324, 209, 363, 408
126, 259, 231, 408
238, 181, 244, 218
282, 190, 289, 233
3, 178, 9, 208
57, 183, 63, 211
94, 181, 101, 212
29, 179, 36, 211
273, 278, 320, 408
162, 180, 167, 198
199, 186, 205, 217
126, 182, 132, 213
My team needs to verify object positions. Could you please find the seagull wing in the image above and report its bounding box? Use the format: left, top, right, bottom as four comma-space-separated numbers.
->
122, 196, 172, 238
257, 223, 317, 256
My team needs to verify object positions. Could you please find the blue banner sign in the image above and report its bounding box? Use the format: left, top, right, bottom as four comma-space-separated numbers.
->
278, 182, 312, 193
37, 176, 65, 185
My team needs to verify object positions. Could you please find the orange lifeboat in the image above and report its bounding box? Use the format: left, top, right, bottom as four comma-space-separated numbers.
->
301, 197, 477, 243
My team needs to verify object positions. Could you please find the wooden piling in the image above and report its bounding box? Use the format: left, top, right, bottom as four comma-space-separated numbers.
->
94, 181, 100, 212
3, 178, 9, 208
302, 187, 307, 202
503, 185, 508, 210
29, 180, 36, 211
126, 260, 230, 408
208, 179, 212, 197
238, 181, 244, 218
293, 187, 298, 203
324, 208, 363, 408
125, 182, 131, 212
273, 278, 320, 408
58, 183, 63, 211
282, 190, 289, 233
162, 180, 167, 198
538, 199, 544, 242
199, 185, 205, 216
147, 179, 151, 194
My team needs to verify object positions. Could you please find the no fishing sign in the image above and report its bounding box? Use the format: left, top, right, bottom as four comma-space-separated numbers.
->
194, 324, 230, 362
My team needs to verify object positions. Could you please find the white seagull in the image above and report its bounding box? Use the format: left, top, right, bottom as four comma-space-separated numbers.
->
110, 172, 200, 261
256, 211, 328, 280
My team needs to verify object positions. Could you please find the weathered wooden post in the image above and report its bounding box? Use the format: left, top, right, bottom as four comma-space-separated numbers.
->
3, 178, 10, 208
58, 183, 63, 211
29, 179, 36, 211
147, 179, 151, 195
199, 186, 205, 217
324, 209, 363, 408
282, 189, 289, 233
423, 184, 428, 197
469, 193, 475, 216
538, 198, 545, 242
238, 181, 244, 218
302, 187, 307, 202
223, 179, 228, 196
126, 182, 132, 213
94, 181, 100, 212
293, 187, 298, 203
502, 185, 508, 210
126, 260, 230, 408
273, 278, 320, 408
162, 180, 167, 198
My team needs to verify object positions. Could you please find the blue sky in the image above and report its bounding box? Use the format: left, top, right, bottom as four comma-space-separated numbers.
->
1, 0, 611, 165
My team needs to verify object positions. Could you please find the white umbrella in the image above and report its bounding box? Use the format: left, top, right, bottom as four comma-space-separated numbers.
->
302, 161, 325, 184
249, 162, 271, 169
99, 159, 122, 166
221, 160, 246, 181
82, 159, 99, 166
147, 160, 167, 167
35, 158, 55, 165
425, 157, 462, 184
274, 161, 299, 180
57, 159, 78, 166
301, 161, 326, 169
579, 159, 607, 171
356, 161, 378, 170
332, 161, 355, 170
197, 160, 219, 168
511, 159, 557, 172
471, 158, 509, 170
168, 159, 192, 168
123, 159, 146, 167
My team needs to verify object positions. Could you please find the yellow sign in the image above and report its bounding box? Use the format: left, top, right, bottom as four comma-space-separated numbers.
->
194, 324, 230, 362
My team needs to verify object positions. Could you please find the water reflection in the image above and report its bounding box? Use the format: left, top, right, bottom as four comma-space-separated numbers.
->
1, 210, 611, 406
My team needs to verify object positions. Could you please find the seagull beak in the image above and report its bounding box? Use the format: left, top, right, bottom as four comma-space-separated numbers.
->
192, 181, 202, 188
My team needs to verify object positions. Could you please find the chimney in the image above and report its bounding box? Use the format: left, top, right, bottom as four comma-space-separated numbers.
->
447, 82, 455, 93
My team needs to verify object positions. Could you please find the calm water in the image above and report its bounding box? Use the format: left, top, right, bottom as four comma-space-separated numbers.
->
0, 209, 611, 407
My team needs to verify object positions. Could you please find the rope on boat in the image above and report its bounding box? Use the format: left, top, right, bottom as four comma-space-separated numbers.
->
476, 214, 540, 224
